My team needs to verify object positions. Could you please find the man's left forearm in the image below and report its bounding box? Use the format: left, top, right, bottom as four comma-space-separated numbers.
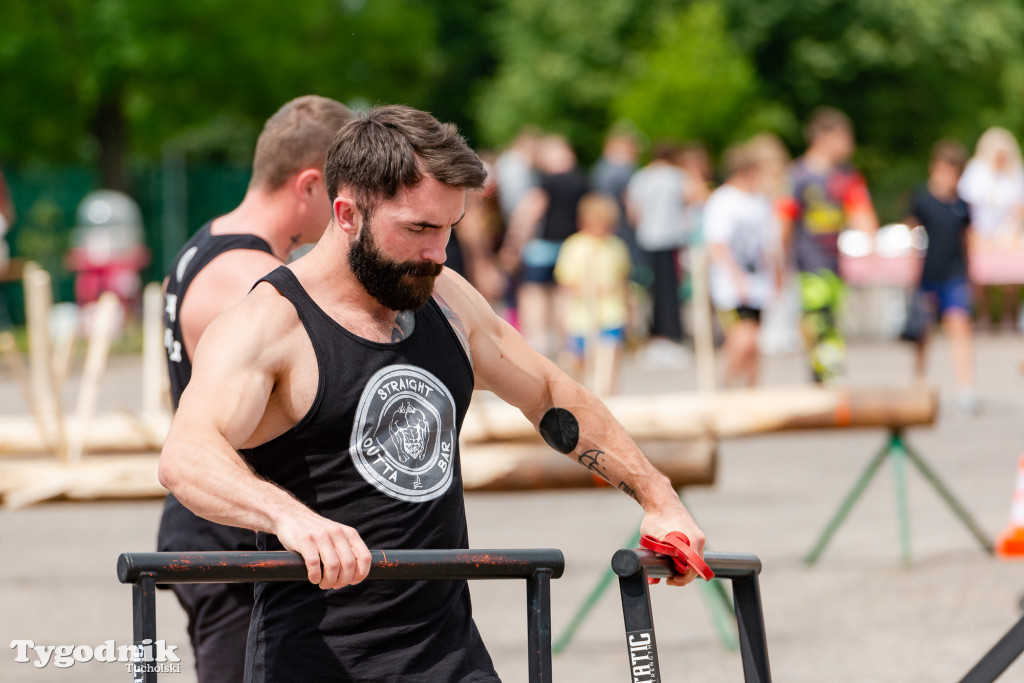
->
536, 387, 688, 515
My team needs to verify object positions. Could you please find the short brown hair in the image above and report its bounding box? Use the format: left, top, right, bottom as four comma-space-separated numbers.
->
249, 95, 354, 191
723, 142, 760, 178
805, 106, 852, 145
324, 105, 487, 219
651, 140, 678, 162
931, 138, 968, 174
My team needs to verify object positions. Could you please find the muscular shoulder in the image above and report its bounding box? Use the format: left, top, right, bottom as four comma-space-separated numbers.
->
191, 249, 283, 302
432, 269, 500, 365
196, 281, 301, 370
179, 250, 283, 355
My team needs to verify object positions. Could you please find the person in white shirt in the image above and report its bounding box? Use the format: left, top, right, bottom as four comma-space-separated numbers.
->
704, 141, 783, 387
957, 126, 1024, 331
626, 142, 693, 367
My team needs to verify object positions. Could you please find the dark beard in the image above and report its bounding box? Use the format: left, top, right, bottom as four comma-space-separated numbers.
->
348, 220, 443, 312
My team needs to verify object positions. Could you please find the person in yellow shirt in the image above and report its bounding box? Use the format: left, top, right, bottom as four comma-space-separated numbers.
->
554, 193, 633, 395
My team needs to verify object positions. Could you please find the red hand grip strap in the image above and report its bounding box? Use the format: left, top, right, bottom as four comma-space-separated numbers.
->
640, 532, 715, 581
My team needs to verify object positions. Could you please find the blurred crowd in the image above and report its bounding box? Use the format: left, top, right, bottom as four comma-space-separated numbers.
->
2, 108, 1023, 411
443, 111, 1024, 409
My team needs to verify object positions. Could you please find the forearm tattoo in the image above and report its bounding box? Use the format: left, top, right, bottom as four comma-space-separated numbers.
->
578, 448, 641, 502
617, 481, 640, 502
577, 449, 611, 483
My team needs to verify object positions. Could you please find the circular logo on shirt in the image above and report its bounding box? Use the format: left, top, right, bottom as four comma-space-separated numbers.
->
350, 365, 457, 502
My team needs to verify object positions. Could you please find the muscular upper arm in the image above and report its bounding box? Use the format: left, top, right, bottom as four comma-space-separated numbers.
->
170, 288, 293, 450
433, 270, 562, 423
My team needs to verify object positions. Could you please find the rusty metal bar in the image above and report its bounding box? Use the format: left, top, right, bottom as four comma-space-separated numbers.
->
118, 549, 564, 683
117, 548, 564, 584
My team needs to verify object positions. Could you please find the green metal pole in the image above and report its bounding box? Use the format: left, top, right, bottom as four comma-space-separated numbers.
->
902, 439, 994, 553
699, 577, 739, 651
889, 434, 913, 565
805, 441, 892, 565
552, 528, 642, 654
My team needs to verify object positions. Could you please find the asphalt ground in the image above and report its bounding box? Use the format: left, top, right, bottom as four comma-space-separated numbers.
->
2, 333, 1023, 682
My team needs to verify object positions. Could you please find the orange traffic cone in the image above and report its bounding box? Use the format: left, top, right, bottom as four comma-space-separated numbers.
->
996, 455, 1024, 558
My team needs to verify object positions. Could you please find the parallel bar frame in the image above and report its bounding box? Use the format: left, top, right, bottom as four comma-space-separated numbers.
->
117, 549, 564, 683
612, 549, 770, 683
959, 611, 1024, 683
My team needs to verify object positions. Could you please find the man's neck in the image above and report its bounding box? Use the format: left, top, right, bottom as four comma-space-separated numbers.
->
927, 180, 958, 203
210, 191, 303, 262
301, 227, 402, 324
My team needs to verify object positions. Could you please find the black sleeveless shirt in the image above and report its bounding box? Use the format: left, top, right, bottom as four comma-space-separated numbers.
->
157, 221, 275, 554
242, 267, 497, 683
163, 220, 276, 407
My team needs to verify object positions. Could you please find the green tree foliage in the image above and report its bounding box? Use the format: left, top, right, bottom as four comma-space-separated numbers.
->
720, 0, 1024, 217
0, 0, 444, 187
612, 2, 795, 151
474, 0, 666, 157
3, 0, 1024, 223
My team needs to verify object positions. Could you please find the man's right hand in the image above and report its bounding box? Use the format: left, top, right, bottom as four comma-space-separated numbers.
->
275, 510, 372, 590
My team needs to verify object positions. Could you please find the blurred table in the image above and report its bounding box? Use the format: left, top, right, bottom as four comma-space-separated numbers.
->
840, 251, 921, 288
839, 242, 1024, 287
969, 242, 1024, 285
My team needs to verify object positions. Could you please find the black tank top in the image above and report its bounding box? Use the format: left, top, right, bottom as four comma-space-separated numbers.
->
157, 221, 275, 555
242, 267, 496, 683
163, 221, 276, 407
538, 169, 587, 243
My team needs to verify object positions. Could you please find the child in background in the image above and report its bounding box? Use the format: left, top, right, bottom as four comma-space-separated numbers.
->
705, 141, 783, 387
779, 108, 879, 384
554, 193, 632, 396
906, 139, 979, 414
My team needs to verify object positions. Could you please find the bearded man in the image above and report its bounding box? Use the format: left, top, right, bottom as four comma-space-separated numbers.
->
159, 105, 706, 683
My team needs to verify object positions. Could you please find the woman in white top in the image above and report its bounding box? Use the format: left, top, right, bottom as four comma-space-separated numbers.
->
957, 127, 1024, 330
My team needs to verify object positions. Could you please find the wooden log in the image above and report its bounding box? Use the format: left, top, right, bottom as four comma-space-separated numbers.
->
0, 455, 164, 508
0, 330, 31, 408
0, 440, 714, 508
461, 384, 938, 444
66, 292, 120, 462
50, 307, 77, 387
0, 413, 170, 456
689, 245, 717, 393
461, 439, 716, 492
23, 263, 66, 455
141, 281, 170, 418
0, 385, 937, 457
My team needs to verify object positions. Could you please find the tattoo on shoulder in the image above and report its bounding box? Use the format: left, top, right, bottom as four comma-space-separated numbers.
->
433, 292, 472, 364
578, 449, 611, 484
617, 481, 640, 503
391, 311, 415, 342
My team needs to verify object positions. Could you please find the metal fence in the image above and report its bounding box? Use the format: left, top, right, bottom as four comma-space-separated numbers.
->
3, 164, 249, 324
